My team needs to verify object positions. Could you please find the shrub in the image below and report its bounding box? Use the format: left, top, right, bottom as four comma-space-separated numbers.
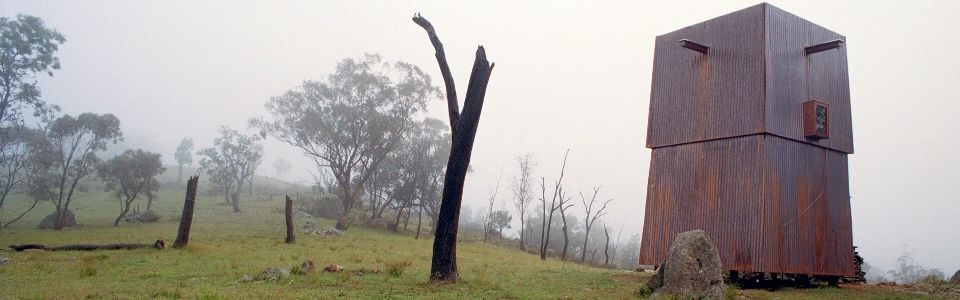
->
385, 260, 412, 277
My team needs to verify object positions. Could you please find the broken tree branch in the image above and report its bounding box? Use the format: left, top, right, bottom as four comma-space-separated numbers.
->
412, 13, 460, 131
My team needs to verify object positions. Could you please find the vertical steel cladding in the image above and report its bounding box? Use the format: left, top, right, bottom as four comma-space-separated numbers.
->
640, 3, 854, 276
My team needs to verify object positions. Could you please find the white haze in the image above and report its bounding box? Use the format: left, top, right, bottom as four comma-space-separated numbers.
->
3, 0, 959, 275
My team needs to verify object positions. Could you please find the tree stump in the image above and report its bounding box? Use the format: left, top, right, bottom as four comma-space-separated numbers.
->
173, 176, 199, 249
284, 195, 295, 244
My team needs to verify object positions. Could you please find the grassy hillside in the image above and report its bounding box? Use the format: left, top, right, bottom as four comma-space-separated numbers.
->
0, 188, 952, 299
0, 189, 641, 299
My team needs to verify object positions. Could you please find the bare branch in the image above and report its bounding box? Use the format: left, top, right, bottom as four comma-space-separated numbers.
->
412, 13, 460, 130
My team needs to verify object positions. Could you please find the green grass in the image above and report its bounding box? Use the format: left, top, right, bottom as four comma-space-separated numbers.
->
0, 189, 641, 299
0, 188, 952, 299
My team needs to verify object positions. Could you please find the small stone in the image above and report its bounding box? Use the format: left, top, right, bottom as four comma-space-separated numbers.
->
237, 274, 254, 283
0, 257, 10, 265
320, 227, 343, 237
323, 264, 343, 273
292, 260, 316, 274
256, 267, 291, 281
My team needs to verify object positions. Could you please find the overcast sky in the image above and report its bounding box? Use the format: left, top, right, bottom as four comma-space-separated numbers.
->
3, 0, 958, 274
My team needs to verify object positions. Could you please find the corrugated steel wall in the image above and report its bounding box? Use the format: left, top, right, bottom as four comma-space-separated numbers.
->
640, 3, 855, 276
639, 135, 854, 276
645, 5, 765, 149
765, 5, 854, 154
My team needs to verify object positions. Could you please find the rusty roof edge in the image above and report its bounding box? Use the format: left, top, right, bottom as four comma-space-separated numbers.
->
653, 3, 768, 38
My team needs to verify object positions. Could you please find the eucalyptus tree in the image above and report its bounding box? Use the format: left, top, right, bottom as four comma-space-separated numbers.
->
0, 126, 48, 231
99, 149, 165, 226
35, 113, 123, 229
254, 54, 438, 230
198, 126, 262, 213
174, 138, 193, 183
0, 14, 65, 127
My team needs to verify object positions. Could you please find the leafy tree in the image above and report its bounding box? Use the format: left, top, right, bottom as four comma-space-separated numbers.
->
174, 137, 193, 183
253, 54, 438, 230
363, 150, 404, 221
0, 14, 65, 127
35, 113, 123, 229
0, 125, 48, 230
198, 126, 262, 213
402, 118, 450, 230
272, 158, 290, 180
887, 250, 946, 284
487, 210, 512, 238
99, 149, 165, 226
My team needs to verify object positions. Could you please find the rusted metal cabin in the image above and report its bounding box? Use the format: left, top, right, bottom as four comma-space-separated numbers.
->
639, 3, 854, 277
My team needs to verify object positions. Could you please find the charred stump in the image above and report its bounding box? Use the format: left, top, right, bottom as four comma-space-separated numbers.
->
173, 176, 199, 249
414, 13, 494, 283
284, 195, 295, 244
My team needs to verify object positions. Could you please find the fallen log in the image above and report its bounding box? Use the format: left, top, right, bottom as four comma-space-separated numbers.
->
10, 239, 164, 252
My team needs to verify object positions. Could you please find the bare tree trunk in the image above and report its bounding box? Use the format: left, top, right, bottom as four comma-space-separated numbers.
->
539, 150, 570, 260
114, 197, 133, 227
580, 228, 592, 263
404, 207, 411, 231
393, 205, 404, 232
335, 188, 353, 230
559, 207, 570, 261
415, 206, 423, 240
231, 192, 241, 213
415, 13, 494, 283
540, 180, 547, 259
174, 176, 199, 249
603, 224, 611, 266
284, 195, 295, 244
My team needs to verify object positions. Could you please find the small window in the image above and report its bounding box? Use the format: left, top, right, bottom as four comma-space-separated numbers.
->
803, 100, 829, 139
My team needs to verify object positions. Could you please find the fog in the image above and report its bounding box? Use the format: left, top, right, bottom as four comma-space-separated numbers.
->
4, 0, 959, 275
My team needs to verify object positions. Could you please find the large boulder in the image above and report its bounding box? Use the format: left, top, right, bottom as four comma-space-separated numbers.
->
38, 210, 77, 229
647, 229, 726, 299
369, 218, 389, 231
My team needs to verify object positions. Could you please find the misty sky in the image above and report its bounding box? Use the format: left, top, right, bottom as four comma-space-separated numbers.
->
3, 1, 959, 274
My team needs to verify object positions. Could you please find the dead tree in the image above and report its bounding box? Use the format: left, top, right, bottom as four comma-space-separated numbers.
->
511, 154, 535, 251
414, 13, 495, 283
173, 176, 199, 249
483, 174, 501, 243
579, 186, 613, 263
603, 223, 611, 266
284, 195, 295, 244
11, 240, 164, 252
540, 150, 570, 260
415, 206, 424, 240
558, 190, 573, 261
